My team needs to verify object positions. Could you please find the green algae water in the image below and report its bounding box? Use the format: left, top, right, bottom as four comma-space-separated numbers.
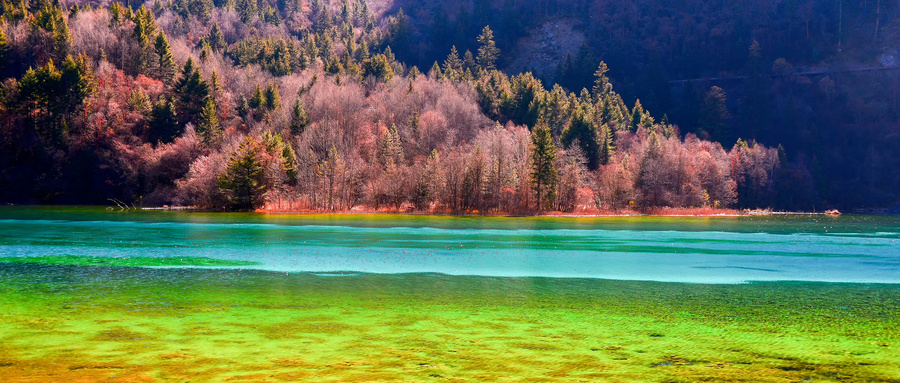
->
1, 207, 899, 382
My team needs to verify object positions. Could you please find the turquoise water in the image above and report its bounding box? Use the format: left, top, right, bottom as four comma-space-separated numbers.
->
2, 207, 900, 381
1, 206, 898, 284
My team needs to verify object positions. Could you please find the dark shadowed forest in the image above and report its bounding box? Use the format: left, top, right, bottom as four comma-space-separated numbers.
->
0, 0, 896, 212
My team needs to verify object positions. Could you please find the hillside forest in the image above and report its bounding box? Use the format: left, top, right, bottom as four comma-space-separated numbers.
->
1, 0, 881, 213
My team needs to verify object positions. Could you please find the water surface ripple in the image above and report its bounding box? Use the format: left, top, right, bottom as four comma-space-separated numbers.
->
1, 207, 898, 284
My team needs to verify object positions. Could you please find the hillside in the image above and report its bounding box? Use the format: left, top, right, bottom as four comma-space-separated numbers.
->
387, 0, 900, 211
0, 0, 867, 212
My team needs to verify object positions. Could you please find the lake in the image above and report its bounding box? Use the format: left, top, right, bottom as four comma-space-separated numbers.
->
1, 206, 898, 381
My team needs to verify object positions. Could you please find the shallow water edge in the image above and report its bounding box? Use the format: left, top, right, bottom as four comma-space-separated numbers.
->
1, 264, 899, 382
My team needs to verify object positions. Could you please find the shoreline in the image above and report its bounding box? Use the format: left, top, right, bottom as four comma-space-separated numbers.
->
140, 205, 841, 218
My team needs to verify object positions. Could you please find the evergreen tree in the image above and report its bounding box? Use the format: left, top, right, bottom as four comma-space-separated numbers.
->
236, 94, 250, 120
378, 124, 404, 167
629, 100, 644, 132
429, 61, 442, 80
699, 86, 731, 141
53, 8, 72, 59
0, 28, 9, 77
249, 85, 263, 110
561, 106, 601, 170
443, 45, 462, 77
198, 98, 221, 147
207, 23, 226, 52
17, 55, 94, 143
743, 40, 768, 132
173, 58, 210, 125
362, 53, 394, 83
199, 41, 211, 62
132, 6, 157, 75
597, 125, 614, 166
209, 70, 222, 98
592, 61, 612, 98
636, 131, 666, 207
262, 6, 281, 25
408, 66, 420, 81
33, 6, 71, 59
218, 135, 266, 210
387, 8, 410, 61
127, 87, 151, 113
61, 56, 93, 98
289, 98, 310, 135
109, 2, 124, 26
530, 120, 557, 211
147, 98, 180, 144
261, 131, 298, 183
476, 26, 499, 71
154, 32, 176, 84
501, 72, 543, 126
236, 0, 257, 22
463, 50, 476, 72
263, 83, 281, 111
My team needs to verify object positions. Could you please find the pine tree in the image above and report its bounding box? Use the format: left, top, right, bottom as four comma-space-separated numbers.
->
127, 87, 151, 113
429, 61, 443, 80
33, 6, 72, 59
109, 2, 124, 26
562, 106, 601, 170
132, 6, 157, 75
443, 45, 462, 77
629, 99, 644, 132
636, 131, 665, 207
463, 50, 476, 72
148, 98, 180, 143
378, 124, 404, 167
289, 98, 310, 135
218, 135, 266, 210
198, 98, 221, 147
199, 42, 211, 62
208, 23, 225, 51
262, 6, 281, 25
476, 26, 499, 71
530, 120, 557, 211
362, 53, 394, 83
209, 70, 222, 98
154, 32, 176, 84
387, 8, 410, 61
699, 86, 731, 141
236, 0, 257, 22
592, 61, 612, 98
173, 58, 210, 125
18, 54, 95, 143
597, 125, 614, 166
53, 9, 72, 59
0, 28, 9, 77
249, 85, 263, 110
263, 83, 281, 111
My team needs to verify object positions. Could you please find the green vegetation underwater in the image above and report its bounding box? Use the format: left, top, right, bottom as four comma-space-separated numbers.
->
1, 207, 899, 382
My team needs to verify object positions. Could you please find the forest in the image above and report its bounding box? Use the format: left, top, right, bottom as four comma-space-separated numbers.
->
0, 0, 885, 213
391, 0, 900, 211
